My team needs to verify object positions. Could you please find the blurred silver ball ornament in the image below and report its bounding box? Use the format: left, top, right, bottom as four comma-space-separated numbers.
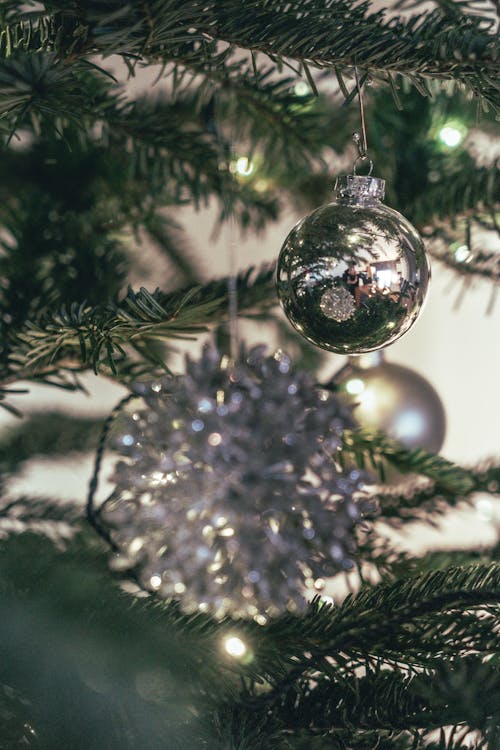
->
276, 174, 430, 354
329, 351, 446, 454
100, 345, 372, 621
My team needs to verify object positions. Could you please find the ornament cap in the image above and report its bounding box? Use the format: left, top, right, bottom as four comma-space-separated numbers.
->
334, 175, 385, 206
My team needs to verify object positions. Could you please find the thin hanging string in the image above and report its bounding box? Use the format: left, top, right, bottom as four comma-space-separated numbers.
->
213, 89, 239, 362
352, 64, 373, 176
204, 92, 239, 360
227, 207, 239, 361
354, 64, 368, 157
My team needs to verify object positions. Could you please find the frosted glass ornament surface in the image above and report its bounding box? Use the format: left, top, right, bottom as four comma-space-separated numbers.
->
331, 354, 446, 453
277, 180, 430, 354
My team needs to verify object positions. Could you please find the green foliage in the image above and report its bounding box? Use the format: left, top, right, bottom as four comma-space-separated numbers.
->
374, 461, 500, 525
426, 221, 500, 288
0, 529, 215, 748
271, 658, 500, 733
340, 427, 475, 494
143, 214, 202, 285
8, 265, 276, 381
0, 51, 497, 400
2, 2, 498, 107
0, 52, 112, 132
0, 412, 104, 471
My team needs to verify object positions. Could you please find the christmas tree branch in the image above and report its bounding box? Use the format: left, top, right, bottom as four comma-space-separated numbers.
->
404, 158, 500, 228
339, 428, 475, 494
374, 460, 500, 525
2, 2, 499, 109
426, 222, 500, 287
0, 495, 81, 545
143, 214, 203, 285
0, 530, 239, 747
0, 58, 280, 220
1, 57, 497, 265
2, 507, 498, 681
0, 412, 104, 472
356, 536, 500, 588
0, 528, 238, 692
268, 658, 499, 736
4, 265, 277, 386
412, 544, 500, 573
0, 53, 112, 133
257, 564, 500, 669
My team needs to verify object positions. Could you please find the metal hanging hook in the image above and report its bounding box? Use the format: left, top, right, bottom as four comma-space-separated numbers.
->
353, 153, 374, 176
352, 65, 373, 176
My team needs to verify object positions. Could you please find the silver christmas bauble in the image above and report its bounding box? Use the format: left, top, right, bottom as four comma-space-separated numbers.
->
100, 345, 372, 622
276, 175, 430, 354
330, 352, 446, 453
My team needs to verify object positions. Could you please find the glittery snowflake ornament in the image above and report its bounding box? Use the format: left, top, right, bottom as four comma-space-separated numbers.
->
100, 345, 369, 621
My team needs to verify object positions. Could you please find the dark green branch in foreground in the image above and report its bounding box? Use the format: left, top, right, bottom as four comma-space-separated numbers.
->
0, 521, 498, 686
0, 479, 497, 746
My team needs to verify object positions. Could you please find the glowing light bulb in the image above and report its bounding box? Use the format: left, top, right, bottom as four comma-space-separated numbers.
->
345, 378, 365, 395
294, 81, 310, 96
224, 635, 247, 658
235, 156, 254, 176
320, 595, 335, 607
454, 244, 471, 263
476, 498, 494, 522
254, 177, 271, 193
438, 123, 465, 148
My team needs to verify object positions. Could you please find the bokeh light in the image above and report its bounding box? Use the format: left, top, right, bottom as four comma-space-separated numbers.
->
224, 636, 247, 658
438, 121, 466, 148
234, 156, 254, 176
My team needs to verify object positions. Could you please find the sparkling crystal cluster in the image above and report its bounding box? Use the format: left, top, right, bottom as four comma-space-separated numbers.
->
101, 345, 369, 621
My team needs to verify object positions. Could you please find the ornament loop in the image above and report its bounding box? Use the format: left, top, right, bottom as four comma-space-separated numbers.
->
353, 155, 374, 176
